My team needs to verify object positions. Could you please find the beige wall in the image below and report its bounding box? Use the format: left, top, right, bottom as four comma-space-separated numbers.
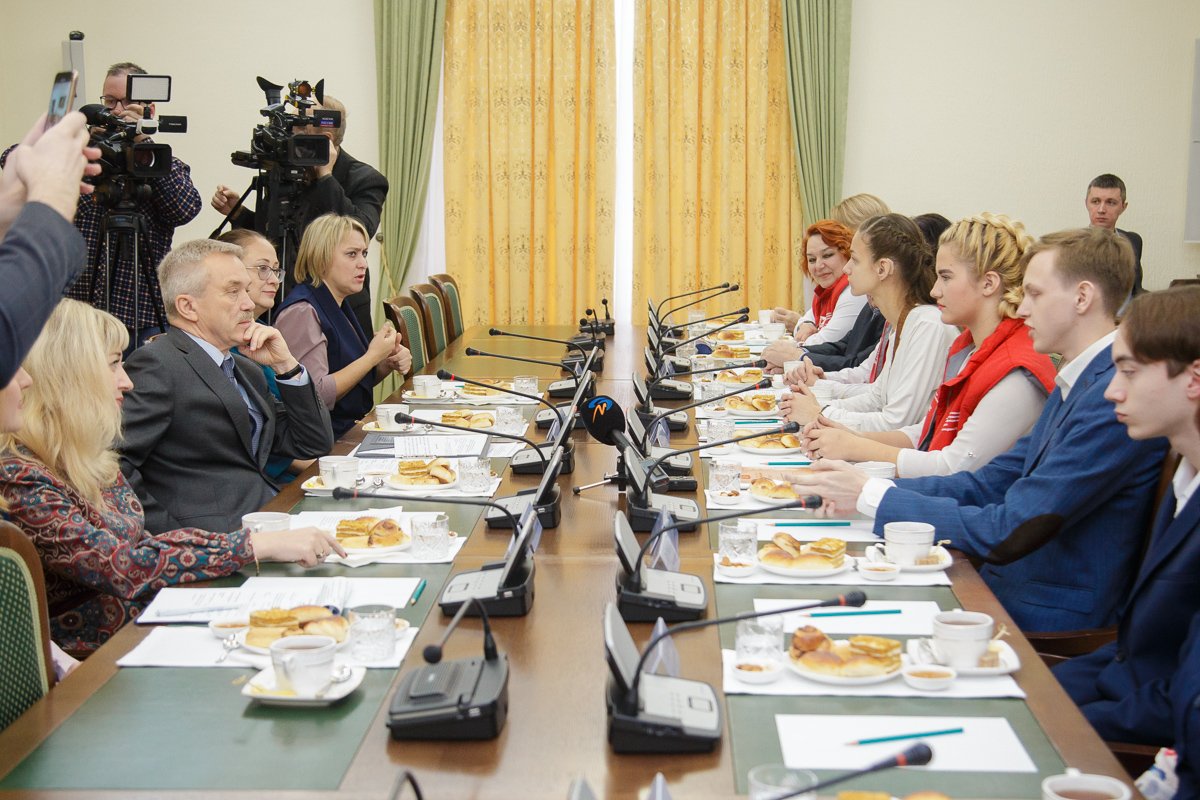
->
0, 0, 381, 277
844, 0, 1200, 289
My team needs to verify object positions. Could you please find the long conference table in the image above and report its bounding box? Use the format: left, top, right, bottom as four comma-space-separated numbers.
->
0, 324, 1135, 799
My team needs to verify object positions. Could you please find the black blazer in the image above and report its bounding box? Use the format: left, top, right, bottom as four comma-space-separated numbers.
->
119, 328, 334, 533
803, 305, 884, 373
1117, 228, 1144, 295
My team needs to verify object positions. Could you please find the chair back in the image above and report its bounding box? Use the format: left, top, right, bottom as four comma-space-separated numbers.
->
409, 283, 449, 361
0, 521, 54, 731
429, 274, 464, 342
384, 295, 428, 374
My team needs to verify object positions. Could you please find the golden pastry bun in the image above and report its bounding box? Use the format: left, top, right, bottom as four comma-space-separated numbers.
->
715, 330, 745, 341
369, 518, 406, 547
790, 625, 831, 654
337, 534, 370, 549
301, 615, 350, 642
290, 605, 334, 624
772, 533, 804, 556
336, 517, 378, 536
750, 394, 776, 412
798, 650, 845, 675
249, 608, 298, 628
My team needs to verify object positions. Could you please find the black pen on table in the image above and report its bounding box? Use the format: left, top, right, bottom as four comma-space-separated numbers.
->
410, 578, 428, 607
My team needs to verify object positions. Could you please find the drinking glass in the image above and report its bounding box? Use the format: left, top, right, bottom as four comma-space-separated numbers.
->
709, 461, 741, 494
458, 457, 492, 493
735, 615, 784, 667
412, 513, 451, 560
349, 605, 396, 662
513, 375, 539, 396
707, 418, 735, 445
495, 406, 523, 432
717, 520, 758, 569
748, 765, 817, 800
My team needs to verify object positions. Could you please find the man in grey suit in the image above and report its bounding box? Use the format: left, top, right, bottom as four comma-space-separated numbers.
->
120, 239, 334, 533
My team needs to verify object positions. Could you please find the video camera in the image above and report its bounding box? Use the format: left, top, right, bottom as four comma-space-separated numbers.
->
232, 77, 341, 172
83, 74, 185, 182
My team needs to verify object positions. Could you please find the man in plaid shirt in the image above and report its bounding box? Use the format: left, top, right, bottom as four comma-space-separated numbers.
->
1, 61, 200, 351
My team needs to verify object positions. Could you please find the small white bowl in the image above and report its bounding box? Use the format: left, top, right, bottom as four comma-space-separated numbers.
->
208, 618, 250, 639
858, 561, 900, 582
902, 664, 956, 691
716, 559, 758, 579
733, 659, 783, 684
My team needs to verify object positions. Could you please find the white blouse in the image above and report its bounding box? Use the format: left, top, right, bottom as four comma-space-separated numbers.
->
796, 290, 868, 348
820, 305, 958, 432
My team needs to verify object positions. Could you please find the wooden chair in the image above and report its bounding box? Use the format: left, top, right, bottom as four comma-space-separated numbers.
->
0, 521, 56, 731
384, 295, 429, 374
429, 273, 464, 342
409, 283, 450, 362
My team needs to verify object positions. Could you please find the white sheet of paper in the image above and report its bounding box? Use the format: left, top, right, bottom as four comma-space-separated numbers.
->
713, 556, 951, 587
138, 576, 422, 624
775, 714, 1037, 772
753, 598, 943, 636
393, 434, 488, 458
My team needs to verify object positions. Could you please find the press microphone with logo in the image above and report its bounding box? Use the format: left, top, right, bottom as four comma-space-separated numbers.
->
436, 369, 580, 443
638, 377, 773, 450
653, 282, 731, 319
603, 592, 866, 753
657, 284, 741, 328
463, 348, 592, 400
392, 411, 548, 474
613, 499, 820, 622
766, 744, 935, 800
387, 597, 509, 741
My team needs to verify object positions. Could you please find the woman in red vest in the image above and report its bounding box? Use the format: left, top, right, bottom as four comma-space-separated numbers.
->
769, 220, 868, 347
802, 213, 1056, 477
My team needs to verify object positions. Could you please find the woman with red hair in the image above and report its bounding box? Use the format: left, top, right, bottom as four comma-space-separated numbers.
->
770, 220, 868, 348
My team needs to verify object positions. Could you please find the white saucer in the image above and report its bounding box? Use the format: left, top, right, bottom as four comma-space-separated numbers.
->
727, 406, 780, 419
905, 638, 1021, 677
401, 389, 455, 403
242, 666, 366, 707
864, 544, 952, 572
301, 476, 334, 496
758, 560, 853, 579
739, 443, 804, 456
362, 421, 413, 435
384, 474, 460, 493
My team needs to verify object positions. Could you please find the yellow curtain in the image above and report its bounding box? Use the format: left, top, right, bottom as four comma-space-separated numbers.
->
443, 0, 615, 327
634, 0, 804, 319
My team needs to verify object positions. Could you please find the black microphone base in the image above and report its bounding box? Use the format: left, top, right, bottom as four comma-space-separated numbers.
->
536, 405, 583, 430
549, 378, 593, 399
440, 561, 535, 617
510, 441, 575, 475
649, 380, 694, 401
388, 655, 509, 740
606, 679, 721, 754
628, 492, 700, 532
617, 586, 705, 623
569, 333, 606, 350
485, 485, 563, 529
636, 408, 688, 432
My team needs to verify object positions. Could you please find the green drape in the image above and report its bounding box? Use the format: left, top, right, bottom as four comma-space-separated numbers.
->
781, 0, 852, 223
373, 0, 446, 312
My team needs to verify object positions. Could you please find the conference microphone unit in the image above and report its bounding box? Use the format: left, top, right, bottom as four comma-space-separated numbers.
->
647, 312, 752, 395
489, 328, 605, 371
600, 298, 616, 334
653, 282, 731, 319
645, 308, 749, 373
436, 368, 583, 440
657, 284, 741, 328
766, 744, 935, 800
387, 597, 509, 740
660, 314, 750, 356
637, 377, 773, 450
603, 592, 867, 753
625, 410, 692, 476
438, 500, 545, 616
670, 358, 767, 377
578, 307, 611, 343
630, 372, 690, 430
658, 305, 750, 340
463, 347, 593, 399
613, 497, 820, 623
392, 411, 551, 476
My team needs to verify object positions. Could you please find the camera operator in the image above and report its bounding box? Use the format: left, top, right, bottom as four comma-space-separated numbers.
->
211, 94, 387, 335
0, 111, 100, 383
2, 62, 202, 353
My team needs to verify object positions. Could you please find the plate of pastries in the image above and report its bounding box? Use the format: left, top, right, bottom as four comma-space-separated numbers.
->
748, 478, 812, 506
758, 534, 849, 577
717, 367, 765, 387
787, 626, 903, 685
455, 378, 513, 398
333, 516, 411, 554
710, 344, 751, 361
239, 605, 353, 652
385, 459, 459, 492
439, 409, 497, 431
726, 393, 779, 418
711, 329, 746, 342
738, 432, 803, 455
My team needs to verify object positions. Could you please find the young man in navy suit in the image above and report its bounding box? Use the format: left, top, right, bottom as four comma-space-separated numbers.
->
791, 227, 1168, 632
1053, 286, 1200, 746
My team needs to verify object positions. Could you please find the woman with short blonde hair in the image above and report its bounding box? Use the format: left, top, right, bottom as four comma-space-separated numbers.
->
0, 300, 341, 653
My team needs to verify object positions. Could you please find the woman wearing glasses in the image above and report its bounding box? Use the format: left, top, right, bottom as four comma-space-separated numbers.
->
275, 215, 411, 437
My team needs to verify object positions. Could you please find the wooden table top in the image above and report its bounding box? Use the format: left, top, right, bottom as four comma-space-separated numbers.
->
0, 324, 1133, 799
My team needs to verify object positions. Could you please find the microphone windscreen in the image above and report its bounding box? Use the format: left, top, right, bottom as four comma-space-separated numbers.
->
737, 307, 750, 314
332, 487, 356, 500
753, 378, 772, 389
580, 395, 626, 446
736, 314, 750, 323
488, 327, 503, 336
422, 644, 443, 664
780, 421, 801, 433
79, 103, 109, 125
585, 308, 595, 315
394, 412, 415, 424
728, 283, 740, 291
465, 347, 480, 356
841, 590, 867, 608
898, 743, 933, 767
753, 359, 767, 367
436, 368, 454, 380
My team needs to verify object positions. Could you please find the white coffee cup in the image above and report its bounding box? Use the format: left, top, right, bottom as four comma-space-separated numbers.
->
782, 359, 804, 380
758, 309, 774, 326
375, 403, 409, 431
882, 520, 934, 565
858, 461, 898, 480
1041, 769, 1131, 800
931, 610, 994, 669
241, 512, 290, 533
318, 455, 359, 489
760, 323, 786, 339
412, 375, 441, 398
269, 635, 336, 695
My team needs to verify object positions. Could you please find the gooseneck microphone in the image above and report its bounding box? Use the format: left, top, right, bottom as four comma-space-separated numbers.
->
660, 314, 750, 355
465, 346, 570, 372
658, 284, 741, 326
660, 358, 767, 379
423, 596, 498, 664
641, 421, 800, 492
625, 592, 866, 708
624, 498, 820, 592
660, 306, 750, 338
601, 298, 613, 323
654, 282, 731, 318
638, 377, 772, 450
489, 328, 589, 360
437, 369, 566, 428
767, 744, 934, 800
393, 411, 547, 470
331, 486, 522, 530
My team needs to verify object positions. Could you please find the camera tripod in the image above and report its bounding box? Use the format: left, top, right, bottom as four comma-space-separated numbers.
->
96, 185, 159, 348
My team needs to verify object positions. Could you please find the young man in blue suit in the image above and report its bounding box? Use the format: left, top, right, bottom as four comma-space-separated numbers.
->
793, 227, 1168, 632
1053, 286, 1200, 746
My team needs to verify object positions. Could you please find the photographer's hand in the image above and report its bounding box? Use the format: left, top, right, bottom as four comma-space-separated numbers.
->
211, 185, 241, 216
312, 141, 337, 179
14, 112, 101, 222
